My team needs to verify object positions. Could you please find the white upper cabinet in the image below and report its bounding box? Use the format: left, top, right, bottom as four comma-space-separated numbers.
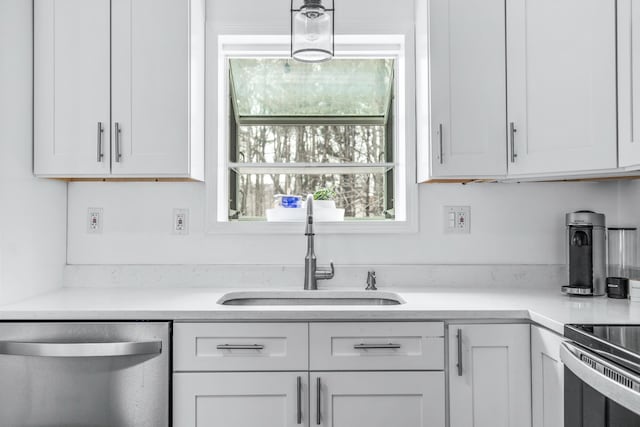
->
423, 0, 507, 180
506, 0, 617, 176
617, 0, 640, 168
449, 324, 531, 427
111, 0, 203, 178
34, 0, 204, 180
34, 0, 111, 176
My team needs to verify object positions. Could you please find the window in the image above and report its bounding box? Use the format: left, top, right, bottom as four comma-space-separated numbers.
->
214, 35, 414, 230
228, 58, 395, 221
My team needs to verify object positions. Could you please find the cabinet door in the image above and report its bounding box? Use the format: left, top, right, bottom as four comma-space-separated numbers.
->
173, 372, 308, 427
531, 325, 564, 427
111, 0, 190, 177
34, 0, 111, 177
427, 0, 506, 178
618, 0, 640, 168
449, 324, 531, 427
310, 371, 445, 427
506, 0, 617, 175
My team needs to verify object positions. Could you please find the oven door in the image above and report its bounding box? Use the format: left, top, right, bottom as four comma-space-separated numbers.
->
561, 341, 640, 427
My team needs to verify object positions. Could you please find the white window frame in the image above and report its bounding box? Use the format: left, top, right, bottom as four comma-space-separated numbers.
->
207, 34, 418, 234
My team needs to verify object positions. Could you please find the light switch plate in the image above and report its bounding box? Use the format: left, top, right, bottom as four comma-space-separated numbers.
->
443, 206, 470, 234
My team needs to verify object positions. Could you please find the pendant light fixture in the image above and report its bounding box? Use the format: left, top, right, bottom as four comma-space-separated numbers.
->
291, 0, 334, 63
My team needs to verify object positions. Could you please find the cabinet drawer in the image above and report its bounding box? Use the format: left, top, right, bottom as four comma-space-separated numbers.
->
174, 323, 308, 371
310, 322, 444, 371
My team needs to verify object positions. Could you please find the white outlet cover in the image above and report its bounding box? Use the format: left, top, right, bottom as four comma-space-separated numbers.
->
173, 208, 189, 235
87, 208, 103, 234
443, 206, 470, 234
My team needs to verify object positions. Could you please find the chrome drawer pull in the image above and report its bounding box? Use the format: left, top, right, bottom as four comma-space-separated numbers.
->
0, 341, 162, 358
354, 343, 401, 350
216, 344, 265, 350
316, 377, 321, 425
456, 329, 463, 376
296, 376, 302, 424
114, 122, 122, 162
509, 122, 517, 163
96, 122, 104, 162
438, 123, 444, 164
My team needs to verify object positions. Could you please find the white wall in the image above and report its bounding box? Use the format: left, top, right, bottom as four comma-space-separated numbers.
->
618, 180, 640, 274
0, 0, 67, 304
67, 181, 621, 266
619, 180, 640, 225
66, 0, 624, 270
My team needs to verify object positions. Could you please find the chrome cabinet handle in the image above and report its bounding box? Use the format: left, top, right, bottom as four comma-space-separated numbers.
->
215, 344, 265, 350
96, 122, 104, 162
316, 377, 321, 425
438, 123, 444, 164
456, 328, 463, 376
0, 341, 162, 358
114, 122, 122, 162
297, 376, 302, 424
353, 343, 401, 350
509, 122, 517, 163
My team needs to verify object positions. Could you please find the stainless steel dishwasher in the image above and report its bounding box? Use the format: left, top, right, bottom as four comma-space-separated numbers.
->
0, 322, 170, 427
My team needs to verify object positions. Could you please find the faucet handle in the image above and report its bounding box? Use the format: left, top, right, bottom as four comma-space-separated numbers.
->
316, 261, 335, 281
366, 270, 377, 291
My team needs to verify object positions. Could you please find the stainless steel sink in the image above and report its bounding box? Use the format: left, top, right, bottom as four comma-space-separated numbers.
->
217, 291, 405, 306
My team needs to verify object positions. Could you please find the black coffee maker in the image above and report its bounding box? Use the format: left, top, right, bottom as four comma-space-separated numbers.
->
562, 211, 606, 296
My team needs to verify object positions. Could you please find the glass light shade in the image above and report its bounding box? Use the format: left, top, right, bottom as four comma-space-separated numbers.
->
292, 4, 333, 62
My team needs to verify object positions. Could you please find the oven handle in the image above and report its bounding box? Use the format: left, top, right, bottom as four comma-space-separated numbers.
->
0, 340, 162, 358
560, 341, 640, 416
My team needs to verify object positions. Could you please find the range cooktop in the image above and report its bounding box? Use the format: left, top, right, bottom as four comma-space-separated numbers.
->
565, 324, 640, 375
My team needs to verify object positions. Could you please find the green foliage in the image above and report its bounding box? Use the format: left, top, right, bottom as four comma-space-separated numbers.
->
313, 187, 336, 201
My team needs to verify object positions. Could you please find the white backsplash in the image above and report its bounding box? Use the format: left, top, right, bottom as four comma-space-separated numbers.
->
64, 264, 565, 290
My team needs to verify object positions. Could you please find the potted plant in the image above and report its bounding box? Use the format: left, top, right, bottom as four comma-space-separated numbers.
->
312, 187, 337, 209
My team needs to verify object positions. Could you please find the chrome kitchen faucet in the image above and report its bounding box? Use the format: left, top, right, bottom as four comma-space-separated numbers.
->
303, 194, 334, 290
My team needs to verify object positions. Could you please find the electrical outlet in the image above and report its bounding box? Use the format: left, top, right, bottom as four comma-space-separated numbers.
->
443, 206, 470, 234
87, 208, 103, 234
173, 208, 189, 235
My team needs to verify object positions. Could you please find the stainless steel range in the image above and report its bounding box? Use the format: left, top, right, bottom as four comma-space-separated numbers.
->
562, 324, 640, 426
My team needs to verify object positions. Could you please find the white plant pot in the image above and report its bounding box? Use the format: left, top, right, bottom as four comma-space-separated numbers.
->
313, 200, 336, 209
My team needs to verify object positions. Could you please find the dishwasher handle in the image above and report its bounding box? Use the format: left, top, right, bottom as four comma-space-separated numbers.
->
0, 340, 162, 358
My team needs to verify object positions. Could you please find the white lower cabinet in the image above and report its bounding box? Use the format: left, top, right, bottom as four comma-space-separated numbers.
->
173, 321, 446, 427
311, 371, 445, 427
173, 372, 308, 427
448, 324, 532, 427
531, 325, 565, 427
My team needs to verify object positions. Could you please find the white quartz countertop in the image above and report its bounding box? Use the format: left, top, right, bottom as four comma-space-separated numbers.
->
1, 287, 639, 335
